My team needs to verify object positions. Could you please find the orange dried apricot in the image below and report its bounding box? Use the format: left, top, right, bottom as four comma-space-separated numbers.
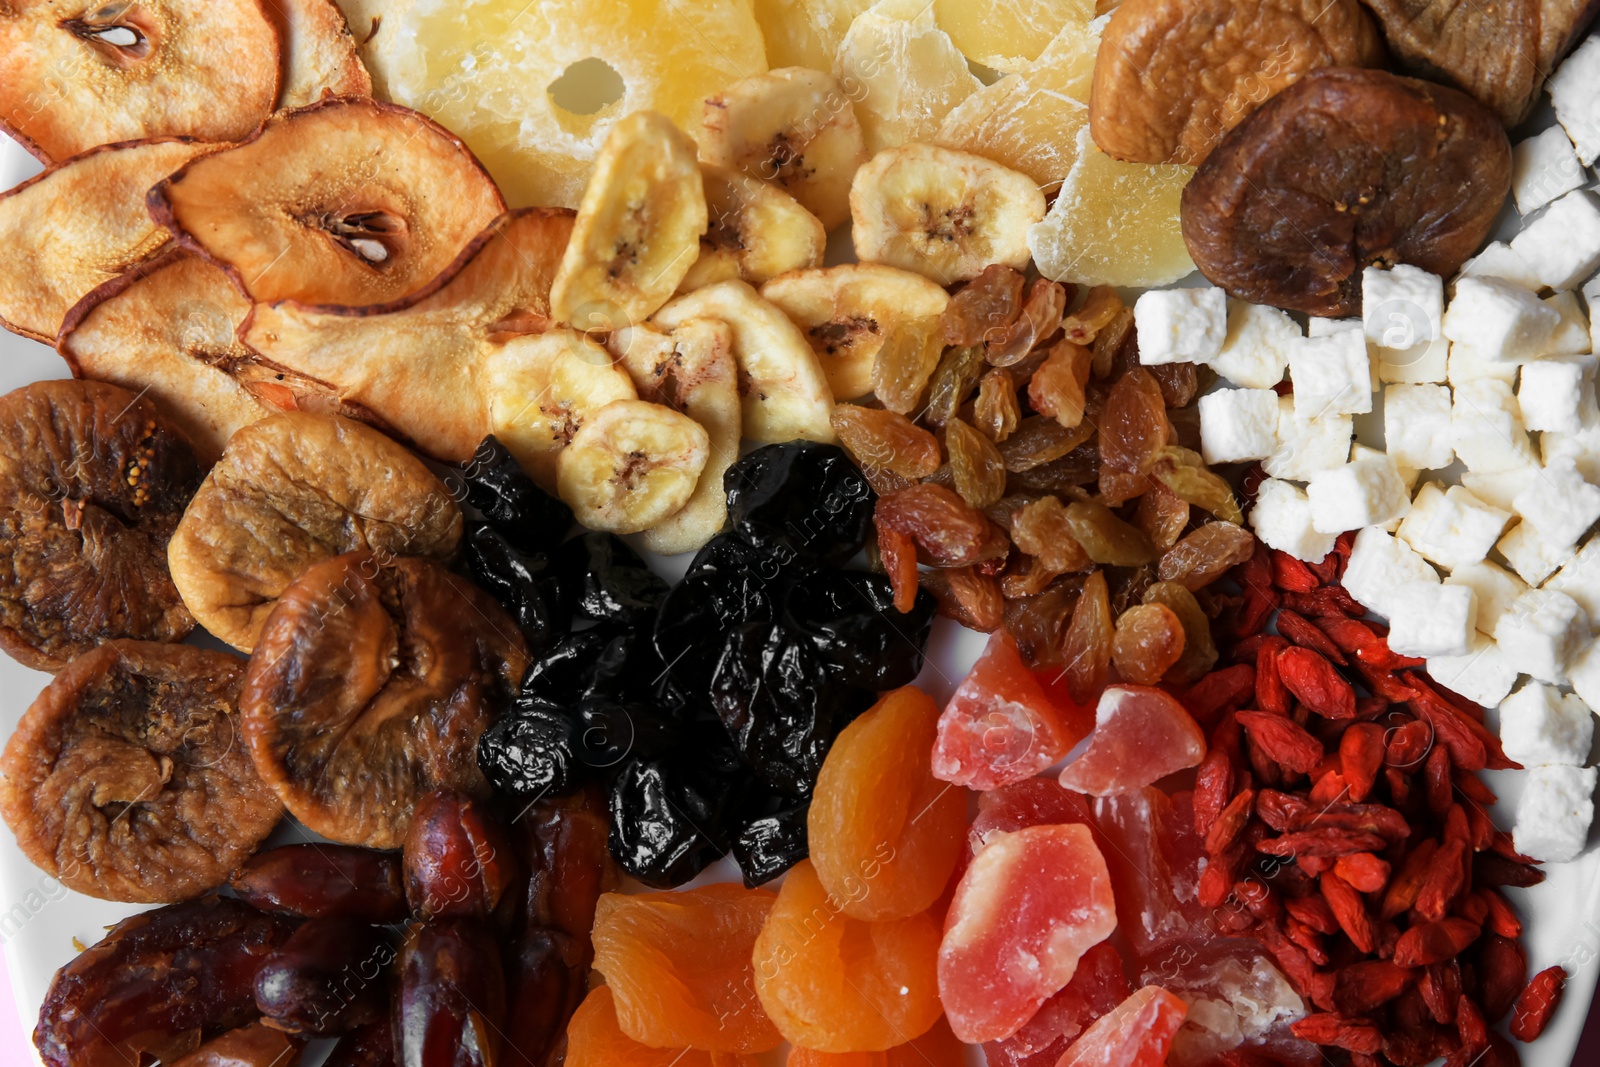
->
566, 986, 759, 1067
786, 1017, 966, 1066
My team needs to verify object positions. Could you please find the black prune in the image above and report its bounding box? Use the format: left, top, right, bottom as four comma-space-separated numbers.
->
519, 628, 621, 705
554, 532, 670, 624
724, 443, 875, 567
782, 570, 936, 690
229, 844, 408, 923
572, 697, 678, 769
478, 702, 575, 799
454, 435, 573, 554
462, 523, 570, 652
607, 757, 734, 888
254, 918, 393, 1036
654, 568, 778, 691
731, 793, 810, 888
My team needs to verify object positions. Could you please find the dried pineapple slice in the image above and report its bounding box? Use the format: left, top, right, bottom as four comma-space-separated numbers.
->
680, 166, 827, 293
933, 0, 1094, 71
382, 0, 767, 209
835, 0, 980, 153
753, 0, 875, 71
934, 22, 1098, 191
1027, 125, 1197, 287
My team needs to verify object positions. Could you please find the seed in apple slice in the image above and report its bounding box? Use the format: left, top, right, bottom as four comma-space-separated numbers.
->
262, 0, 373, 108
0, 139, 217, 342
243, 208, 575, 463
151, 97, 506, 307
0, 0, 280, 162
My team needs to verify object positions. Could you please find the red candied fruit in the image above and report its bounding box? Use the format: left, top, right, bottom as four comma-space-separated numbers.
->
983, 940, 1134, 1067
785, 1017, 966, 1066
1092, 788, 1210, 963
1057, 685, 1206, 796
1055, 986, 1188, 1067
937, 823, 1118, 1043
932, 630, 1092, 790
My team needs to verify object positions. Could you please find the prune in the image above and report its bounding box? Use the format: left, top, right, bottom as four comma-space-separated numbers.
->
0, 379, 200, 672
520, 627, 623, 705
254, 919, 393, 1036
453, 435, 573, 554
781, 570, 934, 690
462, 523, 569, 651
0, 641, 278, 903
553, 532, 670, 624
35, 896, 298, 1067
169, 1024, 303, 1067
168, 412, 462, 654
724, 442, 875, 567
609, 757, 735, 888
654, 564, 779, 691
395, 919, 505, 1067
477, 702, 575, 798
404, 790, 519, 922
229, 845, 407, 922
241, 552, 528, 849
322, 1020, 395, 1067
1181, 67, 1512, 317
732, 793, 811, 888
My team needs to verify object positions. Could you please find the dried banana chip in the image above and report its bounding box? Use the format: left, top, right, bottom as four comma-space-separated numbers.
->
679, 166, 827, 293
557, 399, 710, 535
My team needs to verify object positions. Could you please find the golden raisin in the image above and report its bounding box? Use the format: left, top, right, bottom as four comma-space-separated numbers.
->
922, 565, 1005, 632
924, 344, 987, 427
1027, 340, 1093, 430
986, 279, 1068, 367
1062, 501, 1158, 566
1061, 285, 1126, 346
872, 318, 943, 415
1133, 482, 1190, 550
1111, 603, 1186, 685
1157, 521, 1256, 590
1141, 580, 1218, 684
973, 368, 1021, 443
1010, 497, 1094, 574
831, 405, 943, 479
1062, 570, 1113, 704
1091, 306, 1136, 380
1147, 446, 1244, 524
943, 264, 1025, 346
998, 416, 1095, 472
1100, 368, 1169, 475
945, 417, 1007, 510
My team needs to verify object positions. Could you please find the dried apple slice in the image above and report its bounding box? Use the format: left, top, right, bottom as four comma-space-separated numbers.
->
0, 0, 280, 162
0, 138, 216, 342
243, 208, 575, 462
263, 0, 373, 108
151, 97, 506, 307
58, 253, 273, 462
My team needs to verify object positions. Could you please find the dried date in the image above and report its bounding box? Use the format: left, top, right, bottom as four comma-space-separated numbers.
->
230, 844, 407, 923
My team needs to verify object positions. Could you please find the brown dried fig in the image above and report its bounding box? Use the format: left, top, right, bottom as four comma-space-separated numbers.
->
167, 411, 462, 654
0, 379, 200, 672
1360, 0, 1600, 127
241, 551, 528, 849
1181, 67, 1510, 317
1091, 0, 1385, 164
0, 641, 280, 903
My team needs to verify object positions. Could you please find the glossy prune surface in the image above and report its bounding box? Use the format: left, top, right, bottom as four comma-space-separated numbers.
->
553, 533, 670, 624
462, 523, 569, 652
723, 443, 874, 567
455, 435, 572, 554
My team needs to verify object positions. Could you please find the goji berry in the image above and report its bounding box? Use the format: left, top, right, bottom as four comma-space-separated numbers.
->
1509, 966, 1566, 1042
1456, 994, 1489, 1053
1290, 1012, 1383, 1054
1237, 710, 1324, 774
1415, 839, 1467, 923
1385, 719, 1432, 768
1394, 919, 1481, 967
1254, 636, 1290, 715
1283, 587, 1364, 618
1420, 959, 1462, 1024
1464, 802, 1495, 852
1270, 551, 1319, 592
1204, 788, 1255, 856
1472, 850, 1545, 889
1276, 647, 1356, 719
1314, 615, 1422, 667
1355, 662, 1416, 703
1339, 722, 1385, 802
1192, 746, 1233, 836
1455, 889, 1490, 929
1478, 933, 1527, 1021
1309, 770, 1349, 805
1481, 889, 1522, 939
1301, 801, 1412, 841
1334, 960, 1415, 1014
1424, 745, 1454, 816
1284, 916, 1329, 964
1443, 804, 1470, 846
1285, 893, 1339, 935
1181, 664, 1256, 724
1333, 852, 1390, 893
1387, 767, 1414, 810
1276, 610, 1348, 664
1255, 788, 1307, 831
1383, 840, 1441, 919
1408, 673, 1517, 771
1320, 870, 1376, 952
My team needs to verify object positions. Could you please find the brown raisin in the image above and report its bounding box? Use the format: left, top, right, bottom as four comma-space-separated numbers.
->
922, 566, 1005, 632
875, 483, 1009, 568
1062, 570, 1113, 703
998, 416, 1095, 472
925, 344, 988, 427
1003, 578, 1082, 668
1091, 306, 1136, 380
986, 279, 1068, 367
943, 264, 1025, 346
1028, 339, 1093, 429
1061, 286, 1126, 346
1134, 482, 1190, 550
1010, 497, 1095, 573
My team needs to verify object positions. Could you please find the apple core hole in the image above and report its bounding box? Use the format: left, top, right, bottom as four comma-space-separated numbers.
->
548, 57, 625, 116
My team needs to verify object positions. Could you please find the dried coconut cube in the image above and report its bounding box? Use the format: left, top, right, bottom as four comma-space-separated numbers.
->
1570, 642, 1600, 717
1307, 457, 1409, 534
1494, 588, 1591, 685
1500, 682, 1593, 767
1498, 520, 1579, 586
1520, 357, 1598, 434
1288, 331, 1372, 420
1363, 265, 1444, 349
1545, 538, 1600, 628
1206, 299, 1296, 388
1198, 388, 1279, 464
1451, 378, 1537, 474
1447, 342, 1518, 386
1352, 442, 1417, 493
1134, 287, 1226, 365
1397, 483, 1510, 570
1427, 635, 1519, 708
1542, 291, 1593, 357
1510, 190, 1600, 290
1457, 241, 1543, 291
1549, 36, 1600, 165
1543, 422, 1600, 484
1587, 272, 1600, 352
1384, 383, 1454, 471
1513, 765, 1595, 863
1513, 126, 1588, 215
1307, 317, 1358, 338
1264, 397, 1351, 481
1462, 466, 1538, 513
1442, 276, 1561, 363
1445, 560, 1528, 635
1512, 458, 1600, 550
1249, 478, 1337, 563
1387, 581, 1477, 658
1377, 336, 1449, 385
1341, 526, 1439, 619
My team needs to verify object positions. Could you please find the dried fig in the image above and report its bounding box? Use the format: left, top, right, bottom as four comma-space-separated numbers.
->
1091, 0, 1385, 164
0, 379, 200, 672
241, 552, 528, 849
0, 641, 280, 903
167, 412, 462, 654
1181, 67, 1510, 317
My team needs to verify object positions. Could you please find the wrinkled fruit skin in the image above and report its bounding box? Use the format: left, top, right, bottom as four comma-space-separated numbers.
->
607, 748, 740, 888
732, 792, 812, 888
565, 985, 750, 1067
463, 522, 570, 653
453, 434, 573, 555
1181, 67, 1510, 316
35, 897, 299, 1067
254, 918, 393, 1036
229, 844, 407, 922
781, 570, 935, 691
395, 919, 506, 1067
553, 532, 670, 625
724, 443, 875, 567
404, 790, 520, 922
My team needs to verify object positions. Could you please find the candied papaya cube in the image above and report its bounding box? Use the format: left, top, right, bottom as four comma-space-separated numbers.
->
1091, 789, 1209, 963
1055, 986, 1187, 1067
933, 629, 1089, 790
937, 823, 1117, 1042
785, 1016, 966, 1066
566, 985, 760, 1066
810, 686, 967, 922
1056, 685, 1206, 796
982, 939, 1133, 1067
592, 884, 781, 1053
753, 861, 942, 1052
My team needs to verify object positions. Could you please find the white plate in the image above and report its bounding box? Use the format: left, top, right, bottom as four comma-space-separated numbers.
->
0, 126, 1596, 1067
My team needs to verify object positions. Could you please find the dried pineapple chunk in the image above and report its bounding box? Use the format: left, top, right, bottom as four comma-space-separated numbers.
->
934, 22, 1098, 191
383, 0, 766, 208
932, 0, 1094, 71
835, 0, 980, 153
1027, 125, 1196, 287
753, 0, 875, 71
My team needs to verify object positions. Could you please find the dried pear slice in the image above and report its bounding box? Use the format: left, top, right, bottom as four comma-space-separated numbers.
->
0, 138, 217, 342
678, 165, 827, 294
151, 97, 506, 307
263, 0, 373, 108
549, 111, 707, 333
58, 253, 273, 462
0, 0, 280, 162
243, 208, 575, 463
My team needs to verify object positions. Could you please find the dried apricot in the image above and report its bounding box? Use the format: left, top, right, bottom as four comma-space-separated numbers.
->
566, 985, 758, 1067
938, 823, 1118, 1042
811, 687, 967, 921
1055, 985, 1187, 1066
1057, 686, 1206, 796
592, 884, 782, 1053
1111, 604, 1186, 685
786, 1017, 965, 1067
753, 861, 943, 1053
